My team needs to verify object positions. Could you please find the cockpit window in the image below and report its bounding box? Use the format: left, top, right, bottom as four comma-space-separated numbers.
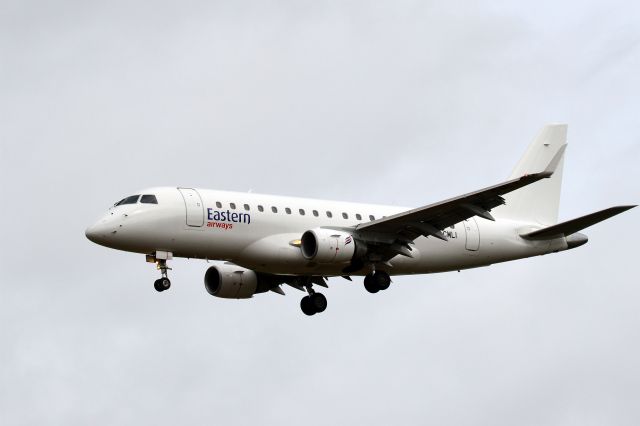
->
115, 195, 140, 206
140, 194, 158, 204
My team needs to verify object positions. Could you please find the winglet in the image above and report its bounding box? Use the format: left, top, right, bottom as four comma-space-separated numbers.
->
540, 144, 568, 177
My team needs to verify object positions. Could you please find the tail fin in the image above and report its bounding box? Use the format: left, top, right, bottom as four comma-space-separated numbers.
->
495, 124, 568, 226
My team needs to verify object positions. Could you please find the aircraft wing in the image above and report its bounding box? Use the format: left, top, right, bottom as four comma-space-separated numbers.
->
351, 145, 567, 260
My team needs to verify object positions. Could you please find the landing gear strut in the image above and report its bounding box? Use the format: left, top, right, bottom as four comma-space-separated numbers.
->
149, 255, 172, 292
364, 270, 391, 293
300, 285, 327, 316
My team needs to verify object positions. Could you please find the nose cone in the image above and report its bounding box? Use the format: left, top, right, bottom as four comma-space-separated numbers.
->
85, 220, 114, 245
85, 224, 100, 243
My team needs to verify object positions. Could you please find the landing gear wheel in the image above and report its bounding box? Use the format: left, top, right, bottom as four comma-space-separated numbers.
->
300, 296, 316, 316
310, 293, 327, 313
154, 277, 171, 292
373, 271, 391, 290
364, 274, 379, 293
300, 292, 328, 315
364, 271, 391, 293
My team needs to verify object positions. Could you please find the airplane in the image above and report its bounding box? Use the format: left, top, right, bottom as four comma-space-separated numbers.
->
85, 124, 635, 316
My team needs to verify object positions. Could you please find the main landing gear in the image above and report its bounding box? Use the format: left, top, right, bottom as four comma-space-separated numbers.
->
300, 286, 327, 316
364, 270, 391, 293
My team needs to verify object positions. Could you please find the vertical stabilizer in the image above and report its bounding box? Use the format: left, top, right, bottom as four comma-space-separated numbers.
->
494, 124, 568, 226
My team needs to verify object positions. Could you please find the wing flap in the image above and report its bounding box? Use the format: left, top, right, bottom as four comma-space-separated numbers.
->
520, 205, 636, 240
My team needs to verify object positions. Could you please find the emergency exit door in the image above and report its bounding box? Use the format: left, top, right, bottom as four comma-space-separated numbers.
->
464, 218, 480, 251
178, 188, 204, 227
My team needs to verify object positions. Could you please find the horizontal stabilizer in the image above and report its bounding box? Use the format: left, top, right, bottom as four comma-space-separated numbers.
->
520, 205, 636, 240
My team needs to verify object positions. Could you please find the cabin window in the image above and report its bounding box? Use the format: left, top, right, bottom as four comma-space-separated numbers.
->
313, 210, 319, 217
369, 215, 375, 221
326, 211, 333, 218
115, 195, 139, 206
140, 194, 158, 204
258, 205, 264, 212
244, 204, 250, 211
342, 212, 349, 219
271, 206, 278, 213
356, 213, 362, 221
299, 209, 305, 216
216, 201, 222, 208
230, 203, 236, 210
285, 208, 292, 214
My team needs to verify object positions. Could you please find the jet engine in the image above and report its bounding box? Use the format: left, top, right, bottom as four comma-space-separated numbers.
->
300, 228, 364, 264
204, 263, 266, 299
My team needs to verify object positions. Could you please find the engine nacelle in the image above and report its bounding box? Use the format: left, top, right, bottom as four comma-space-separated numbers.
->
204, 263, 259, 299
300, 228, 360, 264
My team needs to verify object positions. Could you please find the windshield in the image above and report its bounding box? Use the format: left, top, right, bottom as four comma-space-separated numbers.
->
114, 195, 140, 206
140, 194, 158, 204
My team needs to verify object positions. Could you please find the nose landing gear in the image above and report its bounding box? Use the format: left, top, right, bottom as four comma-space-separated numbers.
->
147, 252, 173, 292
153, 259, 172, 292
154, 276, 171, 292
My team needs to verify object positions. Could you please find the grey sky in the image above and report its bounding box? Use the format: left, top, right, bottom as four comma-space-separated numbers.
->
1, 1, 639, 425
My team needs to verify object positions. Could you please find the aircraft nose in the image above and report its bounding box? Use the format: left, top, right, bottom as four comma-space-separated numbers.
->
85, 219, 114, 245
85, 224, 99, 243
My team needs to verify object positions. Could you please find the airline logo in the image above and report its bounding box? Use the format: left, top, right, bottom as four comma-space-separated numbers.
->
345, 236, 352, 245
206, 208, 251, 230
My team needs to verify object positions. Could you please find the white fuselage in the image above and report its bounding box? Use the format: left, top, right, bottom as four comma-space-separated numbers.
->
85, 187, 568, 277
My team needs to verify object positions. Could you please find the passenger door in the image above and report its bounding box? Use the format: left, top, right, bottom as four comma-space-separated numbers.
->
178, 188, 204, 227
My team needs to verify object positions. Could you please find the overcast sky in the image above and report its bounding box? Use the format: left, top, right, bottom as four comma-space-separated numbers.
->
1, 1, 639, 425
